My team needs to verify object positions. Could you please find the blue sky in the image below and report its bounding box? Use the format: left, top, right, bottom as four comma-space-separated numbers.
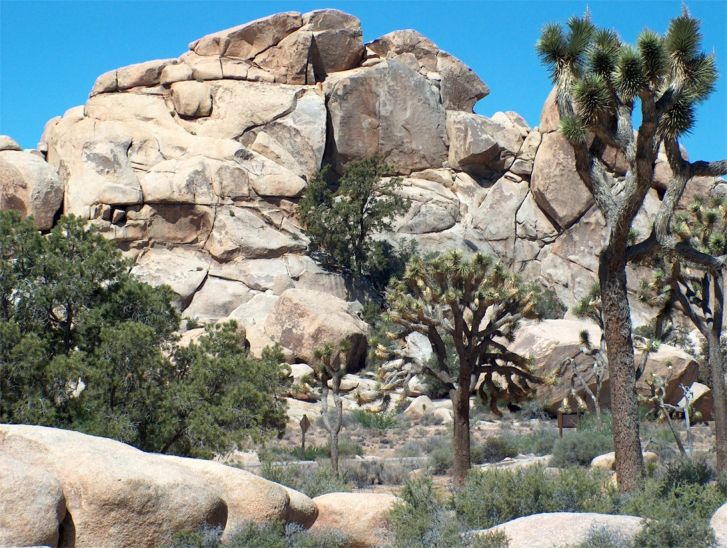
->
1, 0, 725, 160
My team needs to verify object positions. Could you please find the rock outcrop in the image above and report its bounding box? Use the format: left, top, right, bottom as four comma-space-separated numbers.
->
475, 512, 643, 548
309, 492, 400, 547
510, 320, 699, 413
3, 9, 725, 363
0, 425, 315, 546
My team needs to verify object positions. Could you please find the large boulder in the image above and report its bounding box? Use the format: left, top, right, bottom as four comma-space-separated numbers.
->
264, 288, 368, 370
325, 59, 448, 173
310, 492, 400, 547
711, 502, 727, 548
0, 425, 227, 547
446, 111, 524, 176
366, 29, 488, 112
510, 320, 699, 413
0, 149, 63, 229
475, 512, 643, 548
160, 455, 318, 539
531, 131, 593, 229
0, 455, 66, 547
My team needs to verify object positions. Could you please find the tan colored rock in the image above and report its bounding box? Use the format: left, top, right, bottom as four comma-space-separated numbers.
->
395, 177, 460, 234
0, 135, 21, 151
205, 206, 306, 261
679, 381, 713, 422
0, 425, 227, 547
472, 175, 529, 257
183, 276, 254, 321
131, 247, 209, 305
302, 10, 364, 75
446, 111, 523, 175
264, 288, 368, 371
0, 150, 63, 229
539, 87, 560, 133
510, 319, 699, 413
325, 59, 447, 173
190, 12, 303, 58
0, 455, 66, 547
160, 62, 193, 84
117, 59, 175, 90
310, 492, 400, 547
531, 131, 593, 229
591, 451, 659, 471
255, 30, 314, 84
711, 502, 727, 548
477, 512, 642, 548
404, 395, 435, 419
367, 29, 488, 111
145, 204, 214, 244
171, 80, 212, 118
161, 455, 317, 538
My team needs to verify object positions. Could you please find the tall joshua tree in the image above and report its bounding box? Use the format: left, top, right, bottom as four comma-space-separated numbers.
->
386, 251, 541, 485
537, 9, 726, 491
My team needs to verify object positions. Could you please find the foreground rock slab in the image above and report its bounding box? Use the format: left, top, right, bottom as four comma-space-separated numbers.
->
0, 425, 314, 546
712, 502, 727, 548
310, 492, 400, 547
476, 512, 643, 548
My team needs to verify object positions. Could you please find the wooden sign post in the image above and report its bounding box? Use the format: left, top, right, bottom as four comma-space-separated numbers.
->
300, 414, 311, 456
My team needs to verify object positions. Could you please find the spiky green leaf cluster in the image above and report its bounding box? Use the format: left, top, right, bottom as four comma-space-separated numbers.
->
560, 115, 588, 144
614, 47, 646, 100
573, 74, 612, 125
682, 196, 727, 255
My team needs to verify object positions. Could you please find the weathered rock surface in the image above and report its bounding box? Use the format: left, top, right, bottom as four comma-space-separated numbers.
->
590, 451, 659, 471
0, 425, 227, 547
476, 512, 643, 548
711, 502, 727, 548
510, 320, 699, 413
264, 288, 368, 370
310, 492, 400, 547
0, 425, 316, 546
0, 455, 66, 547
0, 149, 63, 229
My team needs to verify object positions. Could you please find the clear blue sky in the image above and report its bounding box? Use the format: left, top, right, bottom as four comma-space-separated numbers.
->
1, 0, 725, 160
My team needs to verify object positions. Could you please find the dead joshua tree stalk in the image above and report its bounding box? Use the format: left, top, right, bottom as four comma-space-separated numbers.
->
313, 343, 349, 475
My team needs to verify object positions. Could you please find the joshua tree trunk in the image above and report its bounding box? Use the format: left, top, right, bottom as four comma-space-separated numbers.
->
599, 247, 644, 491
709, 327, 727, 472
320, 376, 344, 475
451, 364, 472, 487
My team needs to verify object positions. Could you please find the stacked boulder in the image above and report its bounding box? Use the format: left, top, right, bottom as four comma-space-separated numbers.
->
2, 9, 725, 362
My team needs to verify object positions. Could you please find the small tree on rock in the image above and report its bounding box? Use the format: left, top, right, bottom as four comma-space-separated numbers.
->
298, 157, 411, 287
385, 251, 541, 485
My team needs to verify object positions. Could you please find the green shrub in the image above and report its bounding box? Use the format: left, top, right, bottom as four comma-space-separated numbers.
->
259, 463, 351, 498
631, 514, 716, 548
170, 525, 223, 548
342, 460, 418, 487
428, 444, 454, 475
550, 430, 613, 468
469, 530, 511, 548
471, 435, 519, 464
512, 429, 558, 456
453, 466, 613, 529
389, 476, 462, 548
569, 526, 630, 548
349, 409, 399, 430
659, 457, 714, 493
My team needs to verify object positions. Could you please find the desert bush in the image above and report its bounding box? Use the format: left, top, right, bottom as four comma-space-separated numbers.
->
349, 409, 399, 430
511, 429, 559, 456
342, 459, 418, 487
259, 463, 351, 498
550, 430, 613, 468
170, 525, 223, 548
428, 444, 454, 475
659, 457, 714, 493
471, 435, 519, 464
469, 530, 511, 548
453, 465, 613, 529
569, 526, 630, 548
389, 476, 462, 548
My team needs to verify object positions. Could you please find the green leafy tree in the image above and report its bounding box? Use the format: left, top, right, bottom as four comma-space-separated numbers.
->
298, 157, 411, 285
0, 212, 289, 457
537, 9, 727, 491
385, 251, 541, 485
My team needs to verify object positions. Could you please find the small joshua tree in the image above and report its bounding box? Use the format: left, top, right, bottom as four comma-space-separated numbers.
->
312, 342, 349, 475
385, 251, 541, 485
638, 196, 727, 471
537, 9, 727, 490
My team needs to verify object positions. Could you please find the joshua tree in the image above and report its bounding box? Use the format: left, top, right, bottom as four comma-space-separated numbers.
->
537, 9, 726, 490
638, 196, 727, 471
312, 342, 349, 475
385, 251, 541, 485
